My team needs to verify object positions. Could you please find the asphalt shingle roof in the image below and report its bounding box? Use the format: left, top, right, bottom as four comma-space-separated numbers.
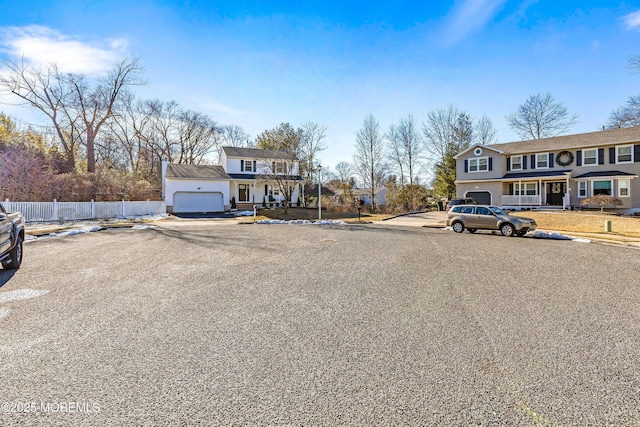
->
166, 164, 231, 180
489, 126, 640, 154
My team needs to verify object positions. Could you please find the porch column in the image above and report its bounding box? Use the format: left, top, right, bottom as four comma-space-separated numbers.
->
252, 182, 256, 203
539, 179, 542, 206
565, 175, 570, 209
301, 182, 305, 207
518, 180, 522, 207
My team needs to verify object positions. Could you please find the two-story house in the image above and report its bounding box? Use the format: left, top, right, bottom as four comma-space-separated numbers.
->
162, 146, 304, 213
454, 126, 640, 212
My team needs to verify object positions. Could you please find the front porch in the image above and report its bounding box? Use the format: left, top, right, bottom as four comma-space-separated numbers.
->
501, 171, 573, 209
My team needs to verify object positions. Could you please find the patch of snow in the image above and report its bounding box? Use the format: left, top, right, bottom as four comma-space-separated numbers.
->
0, 289, 49, 304
234, 210, 255, 216
532, 231, 591, 243
49, 226, 103, 237
315, 219, 346, 225
132, 224, 157, 230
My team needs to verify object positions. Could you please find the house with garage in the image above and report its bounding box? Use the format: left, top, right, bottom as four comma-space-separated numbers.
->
162, 146, 304, 213
454, 126, 640, 212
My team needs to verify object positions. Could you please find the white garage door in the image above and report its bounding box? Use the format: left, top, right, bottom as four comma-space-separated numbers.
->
173, 192, 224, 213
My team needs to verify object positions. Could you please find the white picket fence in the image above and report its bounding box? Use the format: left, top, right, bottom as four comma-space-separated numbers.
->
3, 199, 166, 222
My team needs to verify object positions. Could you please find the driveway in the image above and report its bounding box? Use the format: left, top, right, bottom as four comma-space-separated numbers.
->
1, 223, 639, 425
382, 210, 446, 227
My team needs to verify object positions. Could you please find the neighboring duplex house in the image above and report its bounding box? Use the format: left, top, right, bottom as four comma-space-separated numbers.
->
454, 126, 640, 212
162, 146, 304, 213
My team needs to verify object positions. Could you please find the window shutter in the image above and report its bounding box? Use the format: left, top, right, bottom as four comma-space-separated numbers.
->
489, 157, 493, 171
598, 148, 604, 165
240, 160, 244, 171
609, 147, 615, 164
576, 151, 582, 166
506, 157, 511, 171
634, 145, 640, 162
523, 156, 527, 169
530, 155, 536, 169
464, 160, 468, 173
548, 153, 554, 168
253, 160, 257, 171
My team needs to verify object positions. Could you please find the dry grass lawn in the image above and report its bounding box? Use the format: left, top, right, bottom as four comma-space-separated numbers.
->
249, 207, 392, 223
520, 211, 640, 237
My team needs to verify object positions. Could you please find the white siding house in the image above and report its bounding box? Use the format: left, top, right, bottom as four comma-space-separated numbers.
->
162, 146, 305, 213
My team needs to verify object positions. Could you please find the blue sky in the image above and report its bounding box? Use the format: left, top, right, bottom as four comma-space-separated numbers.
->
1, 0, 640, 171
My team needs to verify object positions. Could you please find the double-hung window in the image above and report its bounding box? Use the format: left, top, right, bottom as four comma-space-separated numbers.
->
618, 179, 630, 197
583, 149, 597, 166
578, 181, 587, 198
469, 157, 488, 173
536, 153, 548, 169
616, 146, 633, 163
510, 156, 523, 170
243, 159, 253, 172
514, 182, 537, 196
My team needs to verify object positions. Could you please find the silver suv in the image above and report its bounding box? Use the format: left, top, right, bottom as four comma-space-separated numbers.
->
446, 205, 536, 237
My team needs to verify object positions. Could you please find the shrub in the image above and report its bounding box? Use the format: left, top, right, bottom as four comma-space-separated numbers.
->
580, 194, 623, 212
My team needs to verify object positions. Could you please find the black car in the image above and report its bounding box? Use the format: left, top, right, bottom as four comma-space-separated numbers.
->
445, 198, 477, 211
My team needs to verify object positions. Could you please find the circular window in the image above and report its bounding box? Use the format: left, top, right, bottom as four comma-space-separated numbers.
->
473, 148, 483, 156
555, 150, 574, 166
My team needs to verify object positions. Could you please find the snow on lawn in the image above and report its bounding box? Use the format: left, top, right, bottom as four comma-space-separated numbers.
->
233, 210, 255, 216
49, 226, 103, 237
256, 219, 346, 225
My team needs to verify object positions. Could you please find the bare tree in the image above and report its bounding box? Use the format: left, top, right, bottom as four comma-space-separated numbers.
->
422, 105, 474, 199
335, 161, 353, 183
299, 121, 327, 183
606, 95, 640, 129
353, 114, 386, 212
506, 92, 578, 140
255, 123, 304, 213
629, 54, 640, 73
386, 114, 424, 209
221, 124, 250, 147
0, 60, 78, 171
474, 115, 498, 145
0, 57, 144, 173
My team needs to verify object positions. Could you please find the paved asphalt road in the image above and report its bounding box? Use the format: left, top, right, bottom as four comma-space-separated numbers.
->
1, 222, 639, 426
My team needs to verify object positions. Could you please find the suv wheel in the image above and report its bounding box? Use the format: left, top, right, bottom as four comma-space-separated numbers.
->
452, 221, 465, 233
500, 223, 514, 237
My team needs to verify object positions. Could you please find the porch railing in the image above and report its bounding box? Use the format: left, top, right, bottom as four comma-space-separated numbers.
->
501, 195, 542, 206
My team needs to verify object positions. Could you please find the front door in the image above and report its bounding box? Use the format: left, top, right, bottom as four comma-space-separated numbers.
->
546, 182, 566, 206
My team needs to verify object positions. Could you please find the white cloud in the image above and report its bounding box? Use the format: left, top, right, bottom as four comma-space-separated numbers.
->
442, 0, 507, 46
0, 25, 127, 75
622, 10, 640, 31
193, 95, 249, 117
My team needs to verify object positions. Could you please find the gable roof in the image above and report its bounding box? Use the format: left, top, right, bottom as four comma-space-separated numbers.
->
166, 164, 231, 180
489, 126, 640, 155
453, 144, 504, 159
221, 146, 296, 160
